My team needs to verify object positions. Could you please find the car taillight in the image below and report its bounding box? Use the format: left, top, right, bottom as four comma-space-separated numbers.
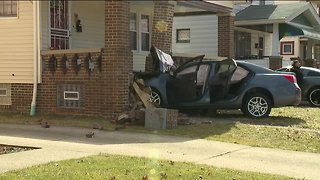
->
283, 74, 297, 83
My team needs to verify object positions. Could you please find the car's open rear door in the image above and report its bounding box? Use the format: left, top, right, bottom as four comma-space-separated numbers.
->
209, 59, 237, 102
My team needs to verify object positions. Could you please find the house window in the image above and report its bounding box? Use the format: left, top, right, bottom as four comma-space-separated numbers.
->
130, 12, 150, 52
141, 14, 150, 51
130, 13, 137, 51
176, 29, 191, 43
281, 41, 294, 55
0, 0, 17, 17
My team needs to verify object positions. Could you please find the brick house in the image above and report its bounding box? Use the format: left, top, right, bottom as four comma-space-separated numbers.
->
0, 0, 234, 118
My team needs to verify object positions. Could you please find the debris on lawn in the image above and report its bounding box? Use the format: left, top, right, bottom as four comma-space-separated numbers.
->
85, 132, 94, 138
92, 123, 104, 131
39, 119, 50, 128
113, 76, 196, 130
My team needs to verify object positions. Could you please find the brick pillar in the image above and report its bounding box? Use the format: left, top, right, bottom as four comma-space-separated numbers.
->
103, 1, 132, 117
218, 14, 235, 59
145, 0, 176, 73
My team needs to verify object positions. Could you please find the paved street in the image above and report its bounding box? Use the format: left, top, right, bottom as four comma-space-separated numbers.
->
0, 124, 319, 179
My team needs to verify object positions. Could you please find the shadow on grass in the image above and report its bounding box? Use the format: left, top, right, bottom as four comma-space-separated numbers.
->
182, 109, 306, 128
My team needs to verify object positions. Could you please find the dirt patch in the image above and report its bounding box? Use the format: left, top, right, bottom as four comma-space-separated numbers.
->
0, 144, 39, 155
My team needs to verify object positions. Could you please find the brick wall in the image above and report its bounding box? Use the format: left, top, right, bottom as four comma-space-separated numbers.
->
218, 15, 235, 59
145, 1, 176, 73
0, 83, 33, 113
103, 0, 132, 118
38, 52, 103, 116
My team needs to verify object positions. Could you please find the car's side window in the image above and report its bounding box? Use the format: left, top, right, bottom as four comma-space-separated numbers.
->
176, 65, 197, 77
230, 66, 249, 84
307, 70, 320, 77
197, 64, 210, 85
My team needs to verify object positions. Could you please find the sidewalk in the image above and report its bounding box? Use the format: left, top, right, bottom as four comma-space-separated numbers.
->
0, 124, 319, 180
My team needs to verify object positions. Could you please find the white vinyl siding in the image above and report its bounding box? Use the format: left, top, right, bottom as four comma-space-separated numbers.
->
40, 1, 152, 72
0, 1, 34, 83
41, 1, 105, 50
133, 52, 148, 72
70, 1, 104, 48
172, 15, 218, 58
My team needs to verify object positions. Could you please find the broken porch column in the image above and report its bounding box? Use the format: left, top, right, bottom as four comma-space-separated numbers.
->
145, 0, 176, 73
103, 0, 133, 117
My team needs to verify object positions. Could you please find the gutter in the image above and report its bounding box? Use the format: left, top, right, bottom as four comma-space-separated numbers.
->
31, 0, 40, 116
178, 0, 232, 14
235, 19, 285, 26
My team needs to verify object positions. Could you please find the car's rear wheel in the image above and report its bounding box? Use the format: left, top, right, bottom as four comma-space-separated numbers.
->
307, 87, 320, 107
149, 89, 161, 106
242, 93, 271, 118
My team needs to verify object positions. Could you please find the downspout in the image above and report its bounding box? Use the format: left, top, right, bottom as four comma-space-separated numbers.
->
30, 0, 39, 116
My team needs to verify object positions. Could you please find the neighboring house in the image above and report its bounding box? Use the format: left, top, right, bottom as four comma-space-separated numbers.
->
235, 1, 320, 64
172, 1, 234, 59
0, 0, 234, 117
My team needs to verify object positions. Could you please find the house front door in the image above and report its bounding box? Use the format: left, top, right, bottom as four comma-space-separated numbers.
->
50, 0, 70, 50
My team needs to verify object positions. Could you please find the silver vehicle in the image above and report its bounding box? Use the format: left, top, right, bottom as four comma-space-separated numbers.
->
137, 47, 301, 118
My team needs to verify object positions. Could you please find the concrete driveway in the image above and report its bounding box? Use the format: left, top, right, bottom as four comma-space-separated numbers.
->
0, 124, 319, 180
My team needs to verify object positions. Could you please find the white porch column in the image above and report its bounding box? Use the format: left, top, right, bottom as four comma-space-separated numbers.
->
272, 23, 280, 56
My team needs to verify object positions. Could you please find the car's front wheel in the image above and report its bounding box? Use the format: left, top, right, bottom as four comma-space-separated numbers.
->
149, 89, 161, 106
242, 93, 272, 118
307, 87, 320, 107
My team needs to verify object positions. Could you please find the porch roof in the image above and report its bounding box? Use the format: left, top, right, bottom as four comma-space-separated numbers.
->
235, 2, 320, 41
177, 0, 233, 14
281, 23, 320, 41
236, 3, 308, 22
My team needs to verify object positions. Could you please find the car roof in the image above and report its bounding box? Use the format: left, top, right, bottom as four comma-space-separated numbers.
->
301, 66, 320, 72
236, 61, 274, 73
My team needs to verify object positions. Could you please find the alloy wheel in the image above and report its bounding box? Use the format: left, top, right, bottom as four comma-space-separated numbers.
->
149, 91, 161, 105
247, 96, 269, 117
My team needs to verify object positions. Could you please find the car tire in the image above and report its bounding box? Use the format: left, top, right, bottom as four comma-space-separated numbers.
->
307, 87, 320, 107
149, 89, 162, 106
242, 93, 272, 118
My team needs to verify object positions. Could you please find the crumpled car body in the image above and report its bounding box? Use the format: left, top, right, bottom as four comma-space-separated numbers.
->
136, 46, 301, 117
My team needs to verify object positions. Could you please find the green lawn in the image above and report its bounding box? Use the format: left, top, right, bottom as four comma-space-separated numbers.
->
0, 106, 319, 153
125, 106, 320, 153
0, 155, 294, 180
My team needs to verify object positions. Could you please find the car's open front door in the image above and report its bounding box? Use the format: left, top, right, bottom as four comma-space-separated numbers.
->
209, 59, 237, 102
166, 56, 204, 105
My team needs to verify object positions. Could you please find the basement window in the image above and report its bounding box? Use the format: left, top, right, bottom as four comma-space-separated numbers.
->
57, 84, 83, 108
0, 88, 7, 96
0, 84, 11, 105
64, 91, 79, 101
